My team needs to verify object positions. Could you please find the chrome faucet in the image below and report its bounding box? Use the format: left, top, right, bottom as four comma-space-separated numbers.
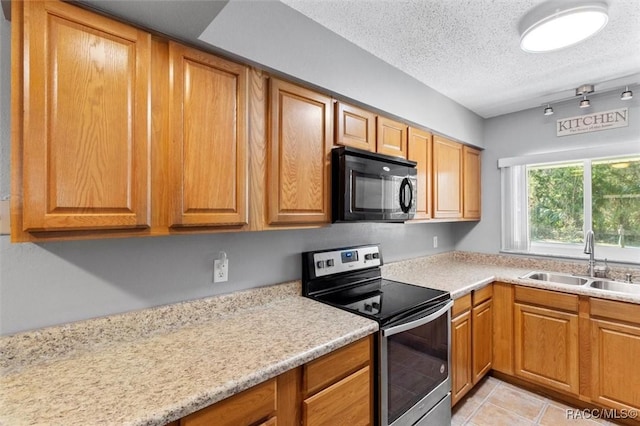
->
584, 230, 596, 277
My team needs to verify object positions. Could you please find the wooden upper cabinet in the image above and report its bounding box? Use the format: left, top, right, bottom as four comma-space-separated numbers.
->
335, 102, 376, 152
376, 116, 407, 158
268, 79, 332, 225
432, 136, 463, 219
168, 42, 248, 227
21, 1, 151, 231
463, 146, 481, 220
407, 127, 432, 220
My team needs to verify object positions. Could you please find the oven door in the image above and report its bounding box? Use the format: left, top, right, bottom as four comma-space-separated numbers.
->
380, 300, 452, 426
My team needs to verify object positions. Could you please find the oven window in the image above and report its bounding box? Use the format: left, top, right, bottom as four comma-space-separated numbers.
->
387, 312, 449, 424
351, 172, 401, 212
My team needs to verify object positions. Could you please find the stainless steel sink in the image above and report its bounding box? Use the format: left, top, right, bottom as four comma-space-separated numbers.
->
589, 280, 640, 295
520, 272, 589, 286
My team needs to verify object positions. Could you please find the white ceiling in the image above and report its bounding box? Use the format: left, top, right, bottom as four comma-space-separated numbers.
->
280, 0, 640, 118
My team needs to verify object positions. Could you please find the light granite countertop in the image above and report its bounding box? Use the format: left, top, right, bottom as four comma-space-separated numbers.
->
383, 251, 640, 304
0, 282, 377, 426
1, 251, 638, 426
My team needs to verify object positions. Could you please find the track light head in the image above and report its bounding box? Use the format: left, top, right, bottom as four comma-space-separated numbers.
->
543, 104, 554, 115
579, 95, 591, 108
621, 86, 633, 100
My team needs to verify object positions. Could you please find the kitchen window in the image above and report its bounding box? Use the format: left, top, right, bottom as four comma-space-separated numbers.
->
500, 145, 640, 264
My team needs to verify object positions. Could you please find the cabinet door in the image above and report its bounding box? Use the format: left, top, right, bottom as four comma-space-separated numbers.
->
335, 102, 376, 151
407, 127, 432, 220
22, 1, 150, 231
268, 79, 332, 225
472, 298, 492, 383
591, 318, 640, 411
463, 146, 481, 219
181, 378, 277, 426
432, 136, 462, 219
376, 116, 407, 158
168, 42, 248, 227
452, 309, 472, 405
514, 303, 579, 395
303, 366, 370, 426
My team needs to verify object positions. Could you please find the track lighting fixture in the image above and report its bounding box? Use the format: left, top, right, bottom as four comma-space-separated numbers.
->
579, 95, 591, 108
541, 83, 636, 115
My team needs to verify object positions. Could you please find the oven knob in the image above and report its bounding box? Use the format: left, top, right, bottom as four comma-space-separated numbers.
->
364, 303, 373, 312
364, 254, 372, 260
326, 259, 334, 267
372, 302, 380, 310
316, 261, 325, 269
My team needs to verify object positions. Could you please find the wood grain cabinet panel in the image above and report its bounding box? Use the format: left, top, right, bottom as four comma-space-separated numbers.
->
463, 146, 481, 219
452, 308, 473, 405
514, 302, 579, 395
268, 79, 332, 225
335, 102, 376, 152
407, 127, 432, 220
180, 378, 276, 426
432, 136, 463, 219
168, 41, 248, 227
376, 116, 407, 158
21, 1, 151, 231
590, 299, 640, 412
303, 366, 371, 426
472, 298, 493, 383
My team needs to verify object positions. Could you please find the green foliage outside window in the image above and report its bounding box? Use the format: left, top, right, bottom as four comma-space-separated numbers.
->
527, 157, 640, 249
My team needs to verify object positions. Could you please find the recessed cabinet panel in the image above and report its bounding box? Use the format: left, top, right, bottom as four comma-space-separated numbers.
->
376, 116, 407, 158
452, 309, 472, 405
463, 146, 481, 219
335, 102, 376, 151
22, 1, 150, 231
407, 127, 432, 220
169, 42, 248, 226
268, 79, 331, 224
432, 136, 463, 219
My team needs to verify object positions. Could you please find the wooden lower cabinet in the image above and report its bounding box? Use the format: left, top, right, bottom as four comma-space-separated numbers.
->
590, 298, 640, 412
172, 336, 372, 426
514, 287, 579, 395
452, 298, 473, 405
451, 285, 493, 406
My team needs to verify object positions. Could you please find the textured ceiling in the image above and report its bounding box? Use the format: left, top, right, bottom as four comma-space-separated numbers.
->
280, 0, 640, 118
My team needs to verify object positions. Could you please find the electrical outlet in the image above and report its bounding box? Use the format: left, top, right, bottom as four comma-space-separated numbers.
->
433, 236, 438, 248
214, 254, 229, 283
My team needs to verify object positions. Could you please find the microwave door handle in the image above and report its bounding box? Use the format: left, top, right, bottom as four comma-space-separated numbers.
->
399, 178, 412, 213
382, 300, 453, 337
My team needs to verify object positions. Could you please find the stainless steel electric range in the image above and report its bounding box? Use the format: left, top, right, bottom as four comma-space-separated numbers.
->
302, 244, 453, 426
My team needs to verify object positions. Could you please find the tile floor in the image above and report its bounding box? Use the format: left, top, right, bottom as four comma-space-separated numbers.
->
452, 376, 620, 426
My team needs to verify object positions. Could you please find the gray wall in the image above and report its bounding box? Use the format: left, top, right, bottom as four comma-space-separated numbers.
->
455, 91, 640, 254
199, 1, 484, 148
0, 12, 464, 335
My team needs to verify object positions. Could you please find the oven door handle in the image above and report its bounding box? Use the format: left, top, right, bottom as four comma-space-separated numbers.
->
382, 300, 453, 337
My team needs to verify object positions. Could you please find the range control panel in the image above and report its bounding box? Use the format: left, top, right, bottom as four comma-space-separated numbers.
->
312, 245, 381, 278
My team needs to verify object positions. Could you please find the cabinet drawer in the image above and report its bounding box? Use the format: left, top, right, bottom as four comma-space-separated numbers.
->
472, 285, 492, 306
181, 378, 276, 426
515, 286, 578, 313
590, 298, 640, 324
303, 366, 371, 426
304, 337, 371, 396
452, 294, 472, 318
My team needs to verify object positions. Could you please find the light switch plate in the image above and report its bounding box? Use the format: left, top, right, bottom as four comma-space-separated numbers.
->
0, 199, 9, 235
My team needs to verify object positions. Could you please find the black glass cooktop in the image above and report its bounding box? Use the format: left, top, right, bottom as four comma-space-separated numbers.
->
315, 278, 450, 325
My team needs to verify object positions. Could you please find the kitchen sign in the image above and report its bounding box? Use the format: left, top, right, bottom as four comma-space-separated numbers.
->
557, 108, 628, 137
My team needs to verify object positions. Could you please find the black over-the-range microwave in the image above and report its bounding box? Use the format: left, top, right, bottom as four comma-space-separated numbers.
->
332, 146, 418, 223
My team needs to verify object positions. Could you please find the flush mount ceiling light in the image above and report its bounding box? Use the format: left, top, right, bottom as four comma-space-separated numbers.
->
519, 1, 609, 53
621, 86, 633, 100
543, 104, 554, 115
